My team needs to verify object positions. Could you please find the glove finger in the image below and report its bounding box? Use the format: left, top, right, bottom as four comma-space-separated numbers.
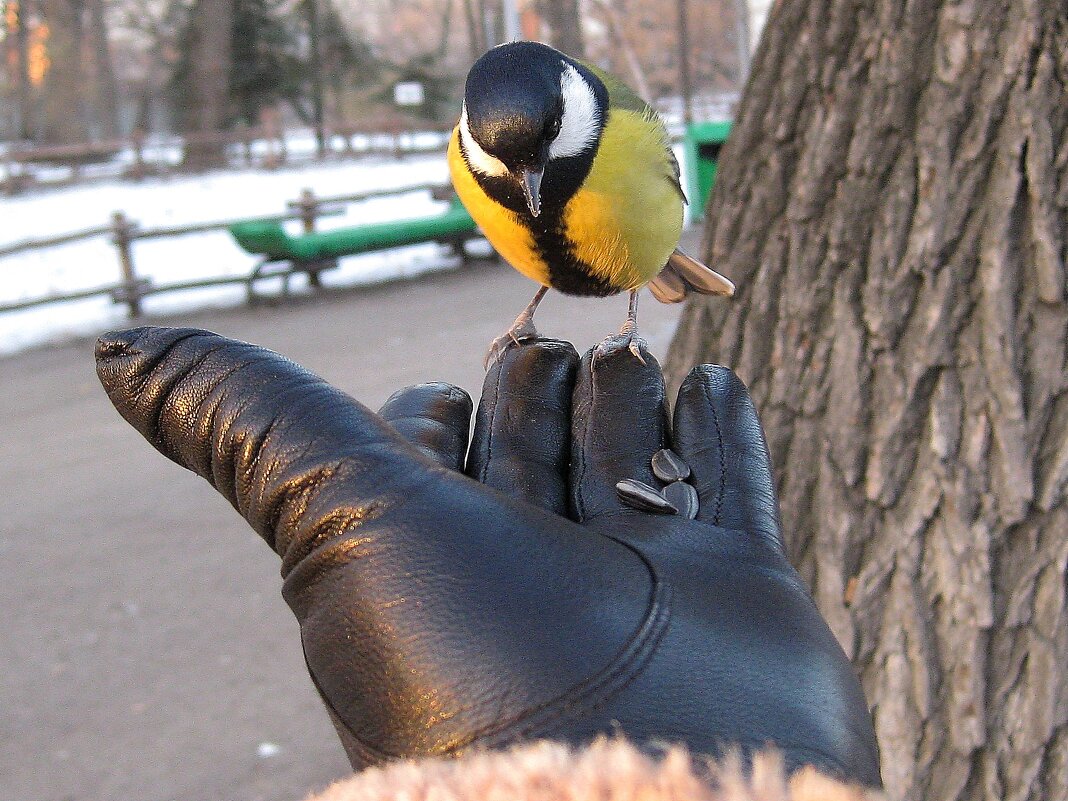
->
672, 365, 783, 552
466, 339, 578, 515
570, 344, 669, 522
96, 326, 666, 767
379, 383, 473, 472
95, 326, 426, 560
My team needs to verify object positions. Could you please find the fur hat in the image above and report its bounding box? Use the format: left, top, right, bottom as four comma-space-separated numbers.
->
305, 739, 883, 801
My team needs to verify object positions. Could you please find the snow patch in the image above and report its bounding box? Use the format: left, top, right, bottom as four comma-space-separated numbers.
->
0, 155, 457, 356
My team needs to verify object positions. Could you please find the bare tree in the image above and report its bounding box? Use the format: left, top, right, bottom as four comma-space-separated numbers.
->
3, 0, 35, 139
583, 0, 738, 99
589, 0, 651, 100
666, 1, 1067, 800
179, 0, 232, 168
538, 0, 584, 58
38, 0, 90, 143
112, 0, 192, 133
461, 0, 483, 60
87, 0, 120, 138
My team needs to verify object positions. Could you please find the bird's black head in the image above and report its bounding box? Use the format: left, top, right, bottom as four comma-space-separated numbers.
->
459, 41, 608, 217
464, 42, 566, 171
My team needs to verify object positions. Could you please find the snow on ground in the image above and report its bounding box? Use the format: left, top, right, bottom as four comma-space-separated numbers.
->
0, 153, 463, 356
0, 142, 693, 357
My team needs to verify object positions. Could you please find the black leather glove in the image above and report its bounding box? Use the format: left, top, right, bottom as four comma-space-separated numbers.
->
95, 327, 881, 787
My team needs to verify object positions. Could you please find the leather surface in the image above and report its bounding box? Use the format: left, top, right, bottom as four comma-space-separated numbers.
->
96, 327, 881, 786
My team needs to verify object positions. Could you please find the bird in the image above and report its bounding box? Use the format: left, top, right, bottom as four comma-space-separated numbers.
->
447, 40, 735, 366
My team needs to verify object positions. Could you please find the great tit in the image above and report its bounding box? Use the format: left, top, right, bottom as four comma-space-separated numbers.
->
448, 41, 735, 365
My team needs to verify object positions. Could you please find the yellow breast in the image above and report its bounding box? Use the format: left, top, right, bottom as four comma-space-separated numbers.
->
564, 108, 684, 290
447, 111, 683, 292
447, 129, 551, 286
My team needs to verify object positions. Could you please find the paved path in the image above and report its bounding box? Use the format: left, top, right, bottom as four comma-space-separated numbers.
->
0, 255, 684, 801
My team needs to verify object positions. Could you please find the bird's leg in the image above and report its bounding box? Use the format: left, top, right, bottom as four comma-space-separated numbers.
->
596, 290, 647, 364
484, 286, 550, 368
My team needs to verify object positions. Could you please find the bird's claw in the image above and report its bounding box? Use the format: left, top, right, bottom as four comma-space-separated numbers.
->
595, 331, 648, 365
484, 318, 540, 369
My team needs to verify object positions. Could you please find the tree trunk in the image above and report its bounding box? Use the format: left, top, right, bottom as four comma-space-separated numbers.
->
731, 0, 752, 86
39, 0, 90, 144
665, 2, 1067, 800
590, 0, 651, 100
461, 0, 484, 60
181, 0, 233, 169
5, 0, 35, 139
538, 0, 584, 58
87, 0, 120, 139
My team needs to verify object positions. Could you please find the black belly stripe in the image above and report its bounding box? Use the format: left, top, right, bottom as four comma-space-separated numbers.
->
459, 139, 620, 297
535, 223, 618, 297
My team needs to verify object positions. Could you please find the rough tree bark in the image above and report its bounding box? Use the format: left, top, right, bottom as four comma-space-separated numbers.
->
665, 2, 1067, 800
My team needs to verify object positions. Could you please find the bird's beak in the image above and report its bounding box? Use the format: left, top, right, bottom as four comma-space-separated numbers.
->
520, 167, 544, 217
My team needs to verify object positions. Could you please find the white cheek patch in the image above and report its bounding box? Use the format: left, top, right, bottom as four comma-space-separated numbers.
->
549, 64, 600, 160
459, 104, 508, 177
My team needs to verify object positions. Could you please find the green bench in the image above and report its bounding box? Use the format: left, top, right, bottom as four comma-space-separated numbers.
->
229, 196, 481, 299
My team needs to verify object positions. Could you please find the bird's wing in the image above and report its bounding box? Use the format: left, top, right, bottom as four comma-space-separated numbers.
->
647, 265, 687, 303
582, 62, 651, 114
648, 249, 735, 304
665, 149, 687, 204
581, 61, 687, 203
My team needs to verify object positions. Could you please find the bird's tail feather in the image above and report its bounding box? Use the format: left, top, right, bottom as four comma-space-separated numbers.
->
648, 249, 735, 304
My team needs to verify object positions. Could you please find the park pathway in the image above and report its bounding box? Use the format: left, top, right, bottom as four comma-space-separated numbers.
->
0, 255, 685, 801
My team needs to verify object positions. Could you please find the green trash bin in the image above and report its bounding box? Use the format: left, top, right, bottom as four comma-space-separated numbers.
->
683, 121, 732, 219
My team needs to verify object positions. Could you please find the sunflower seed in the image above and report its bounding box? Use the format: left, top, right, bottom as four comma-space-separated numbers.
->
651, 448, 691, 482
616, 479, 678, 514
663, 480, 699, 520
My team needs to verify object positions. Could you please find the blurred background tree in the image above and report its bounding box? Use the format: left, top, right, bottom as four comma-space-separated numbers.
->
2, 0, 755, 147
170, 0, 231, 167
88, 0, 121, 139
37, 0, 91, 143
1, 0, 121, 143
538, 0, 584, 59
295, 0, 380, 127
1, 1, 32, 139
227, 0, 304, 127
109, 0, 192, 136
666, 2, 1067, 800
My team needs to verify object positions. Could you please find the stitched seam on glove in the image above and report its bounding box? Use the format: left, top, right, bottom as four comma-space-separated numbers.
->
305, 557, 672, 761
699, 368, 727, 527
571, 354, 595, 522
473, 362, 505, 483
478, 575, 672, 749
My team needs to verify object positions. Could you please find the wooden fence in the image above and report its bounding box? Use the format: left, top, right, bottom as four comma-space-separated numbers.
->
1, 123, 453, 195
0, 182, 454, 317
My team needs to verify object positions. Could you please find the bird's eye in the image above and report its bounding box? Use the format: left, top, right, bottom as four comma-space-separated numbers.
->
546, 118, 561, 140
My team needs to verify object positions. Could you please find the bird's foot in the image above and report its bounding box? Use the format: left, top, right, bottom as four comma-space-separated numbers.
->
595, 328, 648, 365
484, 317, 540, 369
595, 289, 647, 363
